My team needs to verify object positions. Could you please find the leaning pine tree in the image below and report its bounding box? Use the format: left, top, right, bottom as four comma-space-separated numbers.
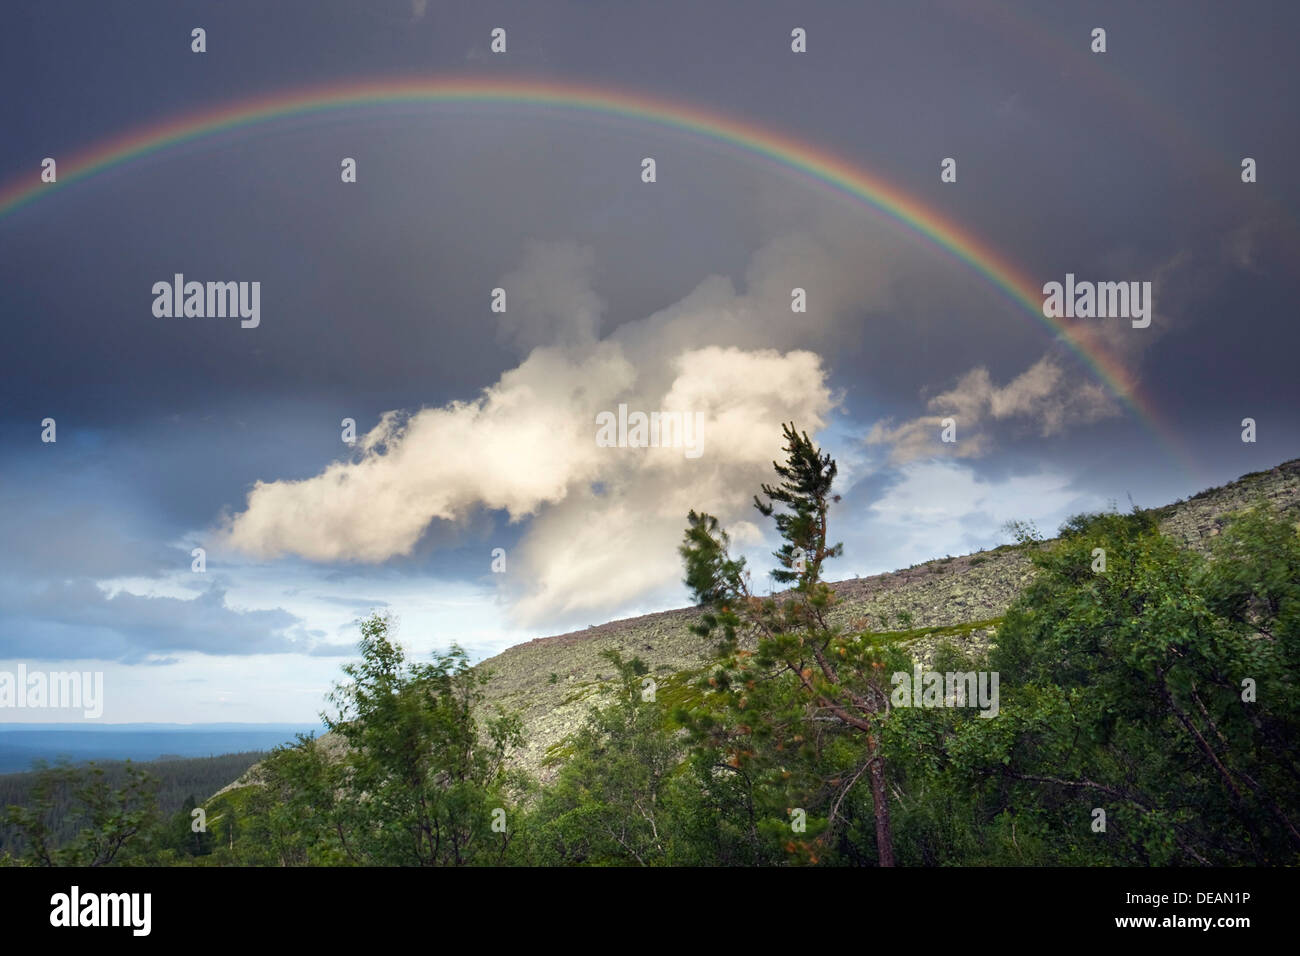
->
679, 423, 897, 866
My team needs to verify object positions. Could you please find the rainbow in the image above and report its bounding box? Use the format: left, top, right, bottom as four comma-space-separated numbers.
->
0, 74, 1186, 464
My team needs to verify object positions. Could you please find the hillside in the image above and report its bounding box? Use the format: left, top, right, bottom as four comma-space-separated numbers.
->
217, 459, 1300, 793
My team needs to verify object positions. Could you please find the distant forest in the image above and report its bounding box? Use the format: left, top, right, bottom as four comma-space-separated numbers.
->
0, 752, 262, 858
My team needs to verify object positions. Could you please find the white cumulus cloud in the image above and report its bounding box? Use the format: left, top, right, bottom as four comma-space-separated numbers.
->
221, 235, 856, 625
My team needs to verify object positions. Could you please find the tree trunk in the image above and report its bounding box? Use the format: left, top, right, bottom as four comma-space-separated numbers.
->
867, 736, 896, 866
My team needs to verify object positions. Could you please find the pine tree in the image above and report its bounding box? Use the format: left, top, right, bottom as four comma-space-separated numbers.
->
679, 423, 897, 865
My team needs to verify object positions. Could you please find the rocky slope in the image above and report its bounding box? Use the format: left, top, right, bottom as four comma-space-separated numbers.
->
475, 459, 1300, 778
217, 459, 1300, 793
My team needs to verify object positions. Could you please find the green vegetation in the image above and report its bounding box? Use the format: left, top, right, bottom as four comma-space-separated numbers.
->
0, 751, 265, 864
238, 614, 530, 865
527, 651, 692, 864
884, 504, 1300, 864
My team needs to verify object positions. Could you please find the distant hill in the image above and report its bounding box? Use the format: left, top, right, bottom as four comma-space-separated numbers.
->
217, 459, 1300, 792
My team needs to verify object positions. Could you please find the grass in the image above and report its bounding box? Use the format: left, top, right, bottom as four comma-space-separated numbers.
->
858, 616, 1004, 645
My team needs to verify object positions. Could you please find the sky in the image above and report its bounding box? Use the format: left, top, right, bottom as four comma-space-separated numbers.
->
1, 0, 1297, 722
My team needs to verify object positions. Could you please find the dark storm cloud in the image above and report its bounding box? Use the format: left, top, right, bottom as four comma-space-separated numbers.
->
3, 0, 1297, 452
0, 476, 187, 580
